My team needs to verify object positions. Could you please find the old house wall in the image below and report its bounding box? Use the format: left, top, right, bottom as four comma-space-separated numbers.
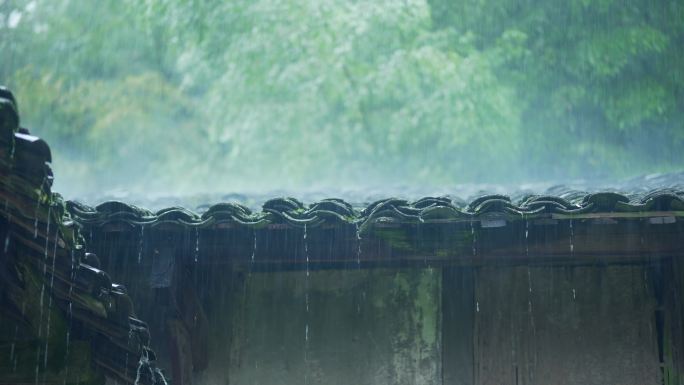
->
80, 228, 680, 385
472, 265, 661, 385
197, 268, 442, 385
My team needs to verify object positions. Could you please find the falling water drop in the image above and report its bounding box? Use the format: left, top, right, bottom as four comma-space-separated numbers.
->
304, 224, 309, 277
155, 368, 168, 385
65, 302, 72, 354
34, 347, 41, 385
43, 232, 60, 369
355, 223, 362, 268
303, 223, 310, 385
134, 350, 146, 385
43, 206, 51, 273
4, 202, 10, 253
524, 217, 529, 256
33, 201, 40, 238
35, 206, 52, 374
471, 219, 477, 256
67, 255, 76, 358
476, 301, 480, 312
124, 353, 129, 381
569, 219, 574, 254
194, 227, 199, 263
527, 267, 533, 294
138, 225, 144, 264
572, 288, 576, 300
251, 230, 257, 263
14, 303, 23, 374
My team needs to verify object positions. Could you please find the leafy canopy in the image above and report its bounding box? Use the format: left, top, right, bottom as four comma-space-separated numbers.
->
1, 0, 682, 197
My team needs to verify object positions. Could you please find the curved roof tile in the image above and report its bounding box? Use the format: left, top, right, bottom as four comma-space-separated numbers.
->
65, 185, 684, 230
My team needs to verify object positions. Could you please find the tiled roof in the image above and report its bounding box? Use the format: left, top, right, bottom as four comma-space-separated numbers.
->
0, 86, 166, 385
66, 186, 684, 230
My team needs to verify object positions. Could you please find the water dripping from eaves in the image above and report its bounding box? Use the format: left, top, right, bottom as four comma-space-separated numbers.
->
251, 229, 257, 264
355, 223, 362, 269
304, 224, 309, 277
194, 227, 199, 263
34, 206, 52, 384
303, 224, 311, 385
569, 219, 574, 254
43, 205, 51, 268
138, 225, 145, 264
33, 196, 41, 239
3, 200, 9, 253
470, 219, 476, 256
43, 231, 59, 371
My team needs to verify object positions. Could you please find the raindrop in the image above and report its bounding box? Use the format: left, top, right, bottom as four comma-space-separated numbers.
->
4, 202, 10, 253
476, 301, 480, 312
33, 200, 40, 238
43, 232, 59, 369
470, 219, 477, 256
134, 351, 146, 385
304, 224, 309, 277
527, 267, 532, 294
569, 219, 574, 254
194, 227, 199, 263
355, 223, 362, 268
34, 346, 41, 385
65, 303, 72, 355
303, 223, 311, 383
524, 217, 529, 256
38, 283, 45, 334
572, 288, 576, 300
124, 353, 129, 380
156, 368, 168, 385
43, 206, 51, 271
138, 225, 145, 264
251, 230, 257, 263
133, 348, 160, 385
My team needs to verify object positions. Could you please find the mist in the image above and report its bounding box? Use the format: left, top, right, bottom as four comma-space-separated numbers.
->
2, 0, 683, 205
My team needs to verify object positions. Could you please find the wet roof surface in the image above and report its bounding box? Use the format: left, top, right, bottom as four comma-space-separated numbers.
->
66, 172, 684, 229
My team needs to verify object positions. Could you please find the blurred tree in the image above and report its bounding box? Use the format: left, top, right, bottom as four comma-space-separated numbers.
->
428, 0, 684, 177
1, 0, 682, 197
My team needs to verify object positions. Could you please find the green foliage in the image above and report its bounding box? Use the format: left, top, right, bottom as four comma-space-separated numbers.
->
1, 0, 682, 196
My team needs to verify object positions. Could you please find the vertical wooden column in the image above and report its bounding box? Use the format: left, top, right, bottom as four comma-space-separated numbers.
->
442, 266, 475, 385
663, 257, 684, 384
